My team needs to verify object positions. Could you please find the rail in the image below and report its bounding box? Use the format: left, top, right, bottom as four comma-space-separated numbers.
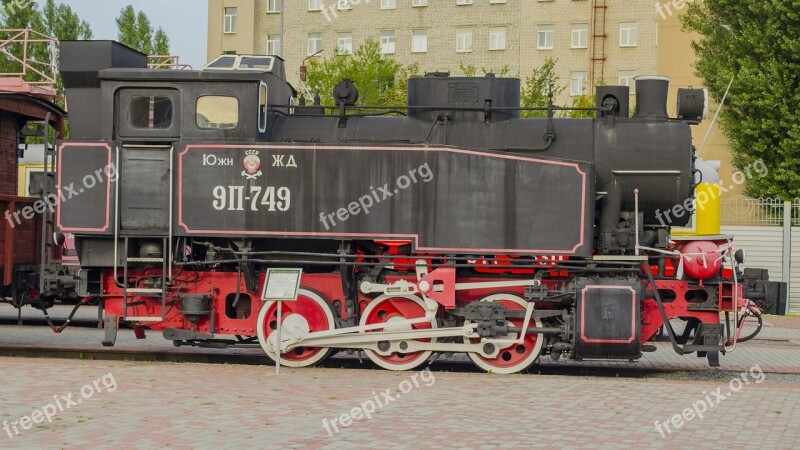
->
721, 195, 800, 226
147, 55, 192, 70
0, 29, 58, 89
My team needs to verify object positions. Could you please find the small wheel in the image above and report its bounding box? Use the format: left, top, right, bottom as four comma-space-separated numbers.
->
256, 289, 336, 368
464, 293, 544, 374
359, 294, 437, 371
736, 309, 763, 343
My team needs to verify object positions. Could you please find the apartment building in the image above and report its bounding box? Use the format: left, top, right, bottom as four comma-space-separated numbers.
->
208, 0, 667, 105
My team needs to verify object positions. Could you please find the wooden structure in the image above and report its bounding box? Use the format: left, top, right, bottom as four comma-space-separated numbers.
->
0, 29, 65, 288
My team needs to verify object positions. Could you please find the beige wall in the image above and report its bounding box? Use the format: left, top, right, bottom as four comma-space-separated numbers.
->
208, 0, 258, 57
656, 0, 739, 196
210, 0, 522, 92
519, 0, 658, 106
208, 1, 660, 106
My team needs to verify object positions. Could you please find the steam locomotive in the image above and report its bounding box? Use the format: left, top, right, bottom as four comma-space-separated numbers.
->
50, 40, 755, 373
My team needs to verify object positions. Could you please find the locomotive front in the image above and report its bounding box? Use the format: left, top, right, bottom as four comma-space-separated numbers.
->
54, 40, 752, 373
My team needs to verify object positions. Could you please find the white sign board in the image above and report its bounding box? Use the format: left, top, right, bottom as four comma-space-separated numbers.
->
261, 268, 302, 301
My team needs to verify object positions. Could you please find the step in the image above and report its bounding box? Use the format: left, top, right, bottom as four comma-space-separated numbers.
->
126, 288, 163, 294
127, 257, 164, 263
124, 316, 163, 322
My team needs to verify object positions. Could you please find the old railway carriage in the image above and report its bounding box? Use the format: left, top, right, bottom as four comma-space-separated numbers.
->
56, 40, 751, 373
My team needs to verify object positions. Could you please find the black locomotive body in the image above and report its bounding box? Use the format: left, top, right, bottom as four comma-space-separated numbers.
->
52, 40, 751, 373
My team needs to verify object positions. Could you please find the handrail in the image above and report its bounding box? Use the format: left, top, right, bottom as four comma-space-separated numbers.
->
0, 29, 58, 88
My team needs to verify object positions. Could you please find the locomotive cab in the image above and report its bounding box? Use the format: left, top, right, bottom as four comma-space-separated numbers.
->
59, 42, 295, 259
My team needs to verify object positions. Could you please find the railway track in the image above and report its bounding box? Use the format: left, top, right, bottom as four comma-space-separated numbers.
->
0, 341, 673, 378
3, 305, 799, 380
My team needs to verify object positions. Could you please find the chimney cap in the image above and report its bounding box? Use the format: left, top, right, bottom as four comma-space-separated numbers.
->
634, 75, 670, 82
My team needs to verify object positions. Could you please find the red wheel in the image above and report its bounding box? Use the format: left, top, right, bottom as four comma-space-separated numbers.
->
360, 294, 437, 371
465, 293, 544, 374
256, 289, 336, 367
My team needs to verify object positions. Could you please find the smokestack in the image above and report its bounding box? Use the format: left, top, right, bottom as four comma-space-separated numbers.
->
633, 76, 670, 120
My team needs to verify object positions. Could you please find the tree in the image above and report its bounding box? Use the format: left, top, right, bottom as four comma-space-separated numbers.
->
567, 79, 605, 119
682, 0, 800, 199
153, 29, 170, 56
306, 38, 404, 108
520, 58, 564, 118
459, 62, 511, 78
0, 0, 92, 89
42, 0, 92, 41
116, 5, 170, 56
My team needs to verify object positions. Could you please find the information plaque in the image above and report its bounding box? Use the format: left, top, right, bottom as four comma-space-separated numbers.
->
261, 268, 303, 375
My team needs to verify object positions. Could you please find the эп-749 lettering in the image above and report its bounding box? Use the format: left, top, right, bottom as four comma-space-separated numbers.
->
211, 185, 291, 212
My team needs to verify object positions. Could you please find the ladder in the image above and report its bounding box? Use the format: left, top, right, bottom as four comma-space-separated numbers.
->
37, 113, 62, 295
121, 235, 169, 322
113, 145, 174, 323
589, 0, 608, 87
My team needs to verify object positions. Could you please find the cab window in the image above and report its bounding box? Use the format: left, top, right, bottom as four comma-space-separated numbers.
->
196, 96, 239, 129
129, 95, 173, 129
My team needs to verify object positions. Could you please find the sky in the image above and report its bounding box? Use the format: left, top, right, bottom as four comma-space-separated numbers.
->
51, 0, 209, 68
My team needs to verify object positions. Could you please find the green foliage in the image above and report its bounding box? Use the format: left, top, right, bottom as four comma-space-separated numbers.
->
459, 62, 511, 78
306, 38, 408, 108
682, 0, 800, 199
116, 5, 169, 56
0, 0, 91, 79
42, 0, 92, 41
568, 94, 596, 119
520, 57, 564, 118
153, 28, 170, 56
568, 79, 604, 119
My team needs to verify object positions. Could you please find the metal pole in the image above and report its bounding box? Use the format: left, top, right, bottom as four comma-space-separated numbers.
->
698, 74, 735, 157
275, 301, 282, 375
783, 201, 792, 314
634, 189, 640, 256
279, 0, 284, 58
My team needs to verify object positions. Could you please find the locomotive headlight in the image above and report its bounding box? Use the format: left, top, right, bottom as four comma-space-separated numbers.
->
734, 249, 746, 265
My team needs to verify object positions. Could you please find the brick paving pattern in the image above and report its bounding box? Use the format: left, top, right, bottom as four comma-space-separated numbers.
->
0, 357, 798, 448
1, 305, 799, 448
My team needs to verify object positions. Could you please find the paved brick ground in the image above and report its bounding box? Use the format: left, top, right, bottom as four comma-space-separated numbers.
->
0, 357, 798, 449
1, 305, 800, 448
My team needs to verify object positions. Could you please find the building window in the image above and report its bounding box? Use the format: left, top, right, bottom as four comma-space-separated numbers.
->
308, 0, 323, 11
537, 25, 554, 50
456, 29, 473, 52
267, 0, 282, 13
381, 0, 396, 9
380, 30, 396, 54
412, 29, 427, 53
267, 34, 281, 56
571, 23, 588, 48
620, 22, 638, 47
456, 0, 473, 4
618, 70, 636, 88
570, 71, 588, 96
337, 32, 353, 54
223, 7, 237, 34
412, 0, 428, 6
338, 0, 353, 10
489, 0, 507, 3
489, 27, 506, 51
307, 33, 323, 55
